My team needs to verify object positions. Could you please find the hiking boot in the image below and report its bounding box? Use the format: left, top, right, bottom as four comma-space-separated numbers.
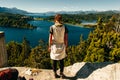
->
54, 73, 60, 78
60, 72, 66, 79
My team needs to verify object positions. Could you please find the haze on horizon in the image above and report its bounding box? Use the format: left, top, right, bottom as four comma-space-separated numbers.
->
0, 0, 120, 13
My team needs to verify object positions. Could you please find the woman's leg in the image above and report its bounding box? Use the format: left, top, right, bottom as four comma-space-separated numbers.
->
59, 59, 64, 73
53, 60, 57, 72
59, 59, 66, 78
52, 60, 60, 78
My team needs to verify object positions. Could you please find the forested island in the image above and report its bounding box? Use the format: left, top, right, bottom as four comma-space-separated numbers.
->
44, 12, 118, 28
0, 13, 36, 29
6, 13, 120, 69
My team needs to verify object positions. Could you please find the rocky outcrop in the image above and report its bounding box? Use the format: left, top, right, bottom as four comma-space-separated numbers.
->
65, 62, 120, 80
0, 62, 120, 80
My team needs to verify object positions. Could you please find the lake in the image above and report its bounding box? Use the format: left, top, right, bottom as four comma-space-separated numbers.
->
0, 20, 93, 47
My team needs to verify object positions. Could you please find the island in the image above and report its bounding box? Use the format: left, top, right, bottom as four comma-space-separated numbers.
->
0, 13, 36, 29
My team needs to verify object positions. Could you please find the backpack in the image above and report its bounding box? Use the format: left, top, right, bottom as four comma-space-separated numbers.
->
0, 68, 18, 80
17, 76, 26, 80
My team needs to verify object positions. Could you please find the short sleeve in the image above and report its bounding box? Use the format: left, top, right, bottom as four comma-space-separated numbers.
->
65, 26, 68, 33
49, 26, 53, 34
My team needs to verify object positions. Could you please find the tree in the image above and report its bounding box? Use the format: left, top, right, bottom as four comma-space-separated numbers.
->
25, 40, 52, 69
6, 41, 22, 66
19, 37, 31, 66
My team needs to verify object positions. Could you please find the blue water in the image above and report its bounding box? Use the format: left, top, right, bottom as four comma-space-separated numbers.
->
0, 20, 93, 47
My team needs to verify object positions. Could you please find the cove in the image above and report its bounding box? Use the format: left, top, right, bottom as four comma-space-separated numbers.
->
0, 20, 93, 47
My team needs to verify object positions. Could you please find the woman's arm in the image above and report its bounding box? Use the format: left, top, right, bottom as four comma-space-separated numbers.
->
64, 33, 68, 48
49, 34, 53, 46
48, 33, 52, 52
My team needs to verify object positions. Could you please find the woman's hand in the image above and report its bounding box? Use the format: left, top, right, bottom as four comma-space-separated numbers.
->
48, 46, 51, 52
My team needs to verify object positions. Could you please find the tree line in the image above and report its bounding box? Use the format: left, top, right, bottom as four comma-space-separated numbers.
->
0, 12, 36, 29
6, 14, 120, 69
44, 12, 117, 25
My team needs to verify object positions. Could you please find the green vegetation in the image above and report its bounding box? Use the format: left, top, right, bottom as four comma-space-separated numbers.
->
44, 12, 117, 28
34, 17, 44, 20
0, 13, 36, 29
82, 24, 97, 28
6, 14, 120, 69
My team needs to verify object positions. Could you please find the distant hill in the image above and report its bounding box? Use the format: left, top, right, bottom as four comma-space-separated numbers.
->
0, 7, 28, 14
0, 6, 120, 16
26, 11, 98, 17
27, 10, 120, 17
45, 10, 120, 15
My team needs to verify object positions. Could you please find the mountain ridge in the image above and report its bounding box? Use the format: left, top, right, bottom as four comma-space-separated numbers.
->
27, 10, 120, 17
1, 6, 120, 16
0, 7, 28, 14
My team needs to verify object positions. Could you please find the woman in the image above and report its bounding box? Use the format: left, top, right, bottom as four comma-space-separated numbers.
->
48, 14, 68, 78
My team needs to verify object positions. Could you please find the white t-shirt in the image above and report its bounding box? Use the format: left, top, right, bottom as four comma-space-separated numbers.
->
49, 24, 68, 60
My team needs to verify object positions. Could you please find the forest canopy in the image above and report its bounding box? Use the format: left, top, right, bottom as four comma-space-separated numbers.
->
44, 12, 117, 26
0, 12, 36, 29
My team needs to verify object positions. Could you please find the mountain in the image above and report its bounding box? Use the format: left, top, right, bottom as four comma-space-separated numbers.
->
1, 6, 120, 16
27, 10, 120, 17
30, 10, 97, 16
0, 7, 28, 14
45, 10, 120, 15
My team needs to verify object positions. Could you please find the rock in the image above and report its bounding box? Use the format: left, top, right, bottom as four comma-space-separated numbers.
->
0, 62, 120, 80
65, 62, 120, 80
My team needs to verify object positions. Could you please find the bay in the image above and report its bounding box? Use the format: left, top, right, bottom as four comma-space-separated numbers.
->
0, 20, 93, 47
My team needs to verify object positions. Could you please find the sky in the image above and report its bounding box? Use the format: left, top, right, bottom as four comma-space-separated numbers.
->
0, 0, 120, 13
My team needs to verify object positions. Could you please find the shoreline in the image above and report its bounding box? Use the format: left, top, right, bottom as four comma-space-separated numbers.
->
65, 22, 97, 28
41, 19, 96, 28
